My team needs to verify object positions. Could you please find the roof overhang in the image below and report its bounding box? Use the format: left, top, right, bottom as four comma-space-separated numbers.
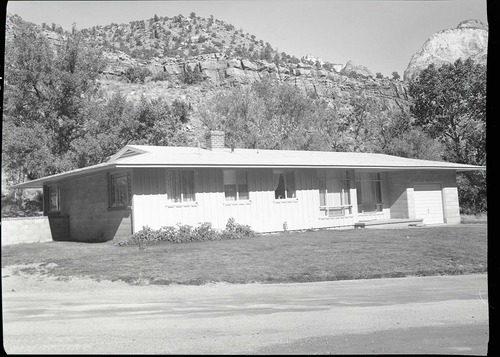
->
115, 163, 485, 171
11, 154, 485, 189
12, 162, 117, 189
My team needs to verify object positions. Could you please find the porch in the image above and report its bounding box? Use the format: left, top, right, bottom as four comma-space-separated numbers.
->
354, 218, 424, 229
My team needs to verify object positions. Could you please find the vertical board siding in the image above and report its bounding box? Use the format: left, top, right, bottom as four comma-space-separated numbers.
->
132, 167, 361, 233
131, 167, 458, 233
133, 167, 336, 233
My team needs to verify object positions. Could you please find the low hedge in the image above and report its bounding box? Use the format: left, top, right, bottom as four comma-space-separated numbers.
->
116, 218, 256, 246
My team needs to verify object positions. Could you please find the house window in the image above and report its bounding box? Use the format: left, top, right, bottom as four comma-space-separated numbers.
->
355, 173, 383, 213
109, 172, 132, 208
165, 170, 195, 203
274, 170, 296, 199
317, 169, 351, 217
223, 170, 249, 201
44, 185, 60, 213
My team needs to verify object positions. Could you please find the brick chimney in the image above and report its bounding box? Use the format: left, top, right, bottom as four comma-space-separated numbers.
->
206, 130, 225, 150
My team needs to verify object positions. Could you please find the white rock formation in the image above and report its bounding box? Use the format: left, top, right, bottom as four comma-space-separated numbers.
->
403, 19, 488, 81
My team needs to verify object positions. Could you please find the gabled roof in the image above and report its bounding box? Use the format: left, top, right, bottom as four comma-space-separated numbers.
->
14, 145, 486, 188
107, 146, 148, 161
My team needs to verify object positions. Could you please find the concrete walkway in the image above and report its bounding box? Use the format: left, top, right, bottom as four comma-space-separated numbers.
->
2, 272, 489, 354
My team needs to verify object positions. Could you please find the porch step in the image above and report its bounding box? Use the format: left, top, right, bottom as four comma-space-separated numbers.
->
354, 218, 424, 228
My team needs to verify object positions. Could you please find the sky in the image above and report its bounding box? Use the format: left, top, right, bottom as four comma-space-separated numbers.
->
6, 0, 488, 76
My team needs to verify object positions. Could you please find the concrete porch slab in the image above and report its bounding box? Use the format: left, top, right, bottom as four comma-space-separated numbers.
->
354, 218, 424, 229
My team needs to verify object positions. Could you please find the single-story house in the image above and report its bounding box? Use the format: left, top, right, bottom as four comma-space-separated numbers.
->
14, 131, 485, 242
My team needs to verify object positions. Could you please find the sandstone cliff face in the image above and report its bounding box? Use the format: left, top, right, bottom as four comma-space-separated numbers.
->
101, 51, 409, 112
403, 19, 488, 81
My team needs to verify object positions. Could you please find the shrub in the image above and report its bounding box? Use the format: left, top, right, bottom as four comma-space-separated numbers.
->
116, 219, 256, 246
182, 65, 204, 85
193, 222, 219, 241
1, 191, 43, 217
176, 224, 194, 242
222, 217, 256, 240
151, 70, 170, 82
124, 65, 152, 83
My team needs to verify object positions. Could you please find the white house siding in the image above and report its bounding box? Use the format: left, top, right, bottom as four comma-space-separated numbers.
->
131, 168, 359, 233
131, 168, 461, 233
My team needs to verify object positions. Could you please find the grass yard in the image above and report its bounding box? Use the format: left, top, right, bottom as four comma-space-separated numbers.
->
1, 224, 487, 286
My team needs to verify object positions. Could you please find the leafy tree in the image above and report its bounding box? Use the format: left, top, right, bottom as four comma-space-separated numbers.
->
69, 93, 193, 167
337, 92, 380, 152
409, 58, 486, 165
200, 78, 328, 150
3, 19, 105, 180
376, 72, 384, 79
409, 58, 486, 213
367, 109, 439, 160
4, 18, 192, 189
392, 71, 400, 80
383, 127, 444, 161
260, 43, 274, 62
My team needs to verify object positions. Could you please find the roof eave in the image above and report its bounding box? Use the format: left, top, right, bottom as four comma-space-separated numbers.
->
11, 162, 485, 190
116, 163, 486, 170
12, 162, 117, 189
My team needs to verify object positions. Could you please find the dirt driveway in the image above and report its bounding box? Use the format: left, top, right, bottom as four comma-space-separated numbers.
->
2, 267, 489, 354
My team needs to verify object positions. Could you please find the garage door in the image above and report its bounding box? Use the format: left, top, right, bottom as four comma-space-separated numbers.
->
414, 183, 444, 225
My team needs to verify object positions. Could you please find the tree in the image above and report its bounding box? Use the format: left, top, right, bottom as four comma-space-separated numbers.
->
408, 58, 487, 213
336, 92, 381, 152
383, 127, 444, 161
409, 58, 486, 165
182, 64, 204, 84
376, 72, 384, 79
69, 93, 193, 167
3, 18, 105, 180
391, 71, 400, 80
200, 78, 333, 151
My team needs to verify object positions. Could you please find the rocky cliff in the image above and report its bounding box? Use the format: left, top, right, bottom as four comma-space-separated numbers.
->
403, 19, 488, 81
100, 50, 410, 112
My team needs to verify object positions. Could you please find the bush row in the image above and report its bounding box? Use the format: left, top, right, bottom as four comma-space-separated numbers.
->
116, 218, 256, 246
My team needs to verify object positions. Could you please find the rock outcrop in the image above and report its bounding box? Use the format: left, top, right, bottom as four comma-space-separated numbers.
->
403, 19, 488, 81
99, 50, 410, 113
340, 60, 374, 79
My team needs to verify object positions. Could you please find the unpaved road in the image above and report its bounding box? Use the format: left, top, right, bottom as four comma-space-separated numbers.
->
2, 268, 489, 354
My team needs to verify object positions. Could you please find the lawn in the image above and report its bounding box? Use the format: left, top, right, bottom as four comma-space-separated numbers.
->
1, 224, 487, 286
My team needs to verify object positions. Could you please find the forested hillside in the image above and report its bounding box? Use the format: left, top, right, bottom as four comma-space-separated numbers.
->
2, 13, 486, 215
